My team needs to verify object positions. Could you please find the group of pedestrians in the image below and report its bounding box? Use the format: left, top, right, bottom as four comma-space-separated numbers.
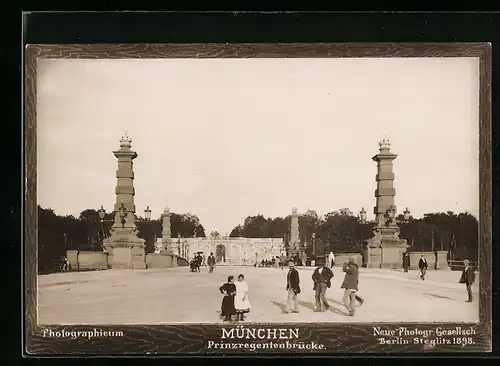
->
190, 252, 217, 273
216, 253, 476, 322
404, 251, 476, 302
284, 255, 364, 316
403, 251, 429, 280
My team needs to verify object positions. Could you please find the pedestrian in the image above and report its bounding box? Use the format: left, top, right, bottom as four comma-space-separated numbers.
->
219, 276, 236, 321
459, 259, 476, 302
61, 255, 70, 272
234, 274, 251, 321
328, 252, 335, 268
418, 254, 428, 280
285, 261, 301, 313
196, 254, 203, 272
279, 253, 286, 270
207, 252, 216, 273
402, 251, 410, 273
341, 257, 362, 316
312, 256, 334, 311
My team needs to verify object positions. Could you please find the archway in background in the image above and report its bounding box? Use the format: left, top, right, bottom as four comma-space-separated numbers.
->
215, 244, 226, 263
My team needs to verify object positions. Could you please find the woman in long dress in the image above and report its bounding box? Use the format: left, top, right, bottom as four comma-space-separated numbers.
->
234, 274, 251, 321
219, 276, 236, 321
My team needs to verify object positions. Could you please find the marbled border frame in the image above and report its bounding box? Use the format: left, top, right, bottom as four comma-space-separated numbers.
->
23, 43, 492, 356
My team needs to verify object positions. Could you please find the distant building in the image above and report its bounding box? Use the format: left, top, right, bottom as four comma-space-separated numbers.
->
160, 236, 284, 265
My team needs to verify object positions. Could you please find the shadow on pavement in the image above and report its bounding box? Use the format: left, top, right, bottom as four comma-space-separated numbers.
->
270, 300, 289, 314
423, 293, 458, 301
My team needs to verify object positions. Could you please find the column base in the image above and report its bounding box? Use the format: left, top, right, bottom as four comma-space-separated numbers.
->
103, 234, 147, 270
365, 235, 408, 269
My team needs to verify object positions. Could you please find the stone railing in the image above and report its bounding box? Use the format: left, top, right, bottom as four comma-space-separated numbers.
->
408, 250, 449, 270
332, 253, 363, 268
66, 250, 109, 271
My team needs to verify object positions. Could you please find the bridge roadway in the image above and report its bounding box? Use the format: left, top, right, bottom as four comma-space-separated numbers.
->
37, 266, 479, 324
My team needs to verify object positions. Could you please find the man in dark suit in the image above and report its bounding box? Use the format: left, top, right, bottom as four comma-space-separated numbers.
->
312, 256, 334, 311
341, 257, 362, 316
207, 252, 216, 273
418, 254, 428, 280
285, 261, 300, 313
459, 259, 476, 302
402, 251, 410, 273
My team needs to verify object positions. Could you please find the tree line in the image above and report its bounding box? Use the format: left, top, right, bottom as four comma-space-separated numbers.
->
229, 209, 478, 260
38, 205, 206, 273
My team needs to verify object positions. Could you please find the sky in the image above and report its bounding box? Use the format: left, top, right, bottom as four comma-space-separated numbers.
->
37, 57, 479, 235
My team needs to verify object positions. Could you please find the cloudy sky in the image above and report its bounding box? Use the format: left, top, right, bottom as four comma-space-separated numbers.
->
37, 57, 479, 234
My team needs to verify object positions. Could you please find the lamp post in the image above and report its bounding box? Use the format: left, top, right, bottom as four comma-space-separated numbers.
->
401, 207, 412, 247
144, 206, 156, 253
97, 205, 115, 251
144, 206, 151, 220
403, 207, 411, 221
98, 205, 106, 239
359, 207, 367, 224
312, 233, 316, 259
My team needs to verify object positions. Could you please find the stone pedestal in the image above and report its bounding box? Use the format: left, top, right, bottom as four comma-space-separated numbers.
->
365, 232, 408, 268
104, 233, 146, 269
435, 250, 449, 270
66, 250, 79, 271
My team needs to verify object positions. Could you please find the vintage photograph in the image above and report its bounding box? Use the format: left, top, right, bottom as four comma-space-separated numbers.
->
35, 55, 482, 326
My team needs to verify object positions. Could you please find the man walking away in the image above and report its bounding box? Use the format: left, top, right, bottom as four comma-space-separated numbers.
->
418, 254, 428, 280
285, 261, 300, 313
459, 259, 476, 302
207, 252, 216, 273
196, 254, 203, 272
312, 256, 334, 311
341, 257, 361, 316
403, 251, 410, 273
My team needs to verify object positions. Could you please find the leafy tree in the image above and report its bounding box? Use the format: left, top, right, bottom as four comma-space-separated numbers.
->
228, 208, 479, 261
37, 205, 207, 273
229, 225, 243, 237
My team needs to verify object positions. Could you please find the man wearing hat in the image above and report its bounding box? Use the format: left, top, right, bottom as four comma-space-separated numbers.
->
459, 259, 476, 302
285, 261, 301, 313
312, 255, 334, 311
418, 254, 428, 280
341, 257, 362, 316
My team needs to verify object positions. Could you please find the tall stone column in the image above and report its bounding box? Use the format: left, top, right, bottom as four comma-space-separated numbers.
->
364, 139, 408, 268
103, 132, 147, 269
289, 207, 300, 256
161, 206, 173, 253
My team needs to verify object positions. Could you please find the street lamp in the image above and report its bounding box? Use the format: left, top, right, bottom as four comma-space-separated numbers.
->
144, 206, 156, 253
359, 207, 367, 223
144, 206, 152, 221
403, 207, 411, 221
312, 233, 316, 258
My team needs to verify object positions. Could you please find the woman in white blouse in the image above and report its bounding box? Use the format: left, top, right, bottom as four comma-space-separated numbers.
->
234, 274, 251, 321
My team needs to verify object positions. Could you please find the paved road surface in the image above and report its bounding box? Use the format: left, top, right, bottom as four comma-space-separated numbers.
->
37, 266, 479, 324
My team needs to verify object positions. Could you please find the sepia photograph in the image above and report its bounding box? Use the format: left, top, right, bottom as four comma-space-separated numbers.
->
23, 41, 492, 355
35, 54, 481, 326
